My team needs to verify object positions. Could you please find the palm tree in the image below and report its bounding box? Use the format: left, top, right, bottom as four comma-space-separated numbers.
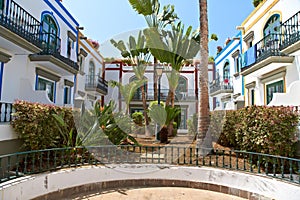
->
128, 0, 178, 100
144, 22, 200, 108
198, 0, 210, 141
110, 32, 152, 136
144, 22, 200, 137
109, 80, 145, 115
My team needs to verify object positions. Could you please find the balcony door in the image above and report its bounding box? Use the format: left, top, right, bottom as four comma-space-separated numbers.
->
41, 14, 59, 52
263, 14, 281, 47
176, 76, 187, 100
87, 61, 95, 86
0, 0, 4, 13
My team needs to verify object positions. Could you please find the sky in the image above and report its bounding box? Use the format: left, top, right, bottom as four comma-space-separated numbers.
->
62, 0, 254, 58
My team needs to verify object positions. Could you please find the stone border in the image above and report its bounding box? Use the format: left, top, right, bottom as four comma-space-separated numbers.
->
1, 165, 299, 200
33, 179, 270, 200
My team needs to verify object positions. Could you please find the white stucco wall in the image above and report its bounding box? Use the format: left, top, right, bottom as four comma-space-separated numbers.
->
0, 165, 299, 200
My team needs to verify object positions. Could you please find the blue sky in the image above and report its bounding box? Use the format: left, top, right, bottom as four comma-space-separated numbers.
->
62, 0, 254, 58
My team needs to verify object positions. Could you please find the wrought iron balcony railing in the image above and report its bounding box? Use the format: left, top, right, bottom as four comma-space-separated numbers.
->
241, 33, 285, 70
209, 77, 233, 95
0, 0, 41, 47
85, 75, 108, 94
280, 11, 300, 50
131, 89, 196, 101
36, 32, 79, 71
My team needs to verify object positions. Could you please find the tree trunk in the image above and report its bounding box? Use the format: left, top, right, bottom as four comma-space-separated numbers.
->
141, 85, 151, 137
154, 57, 158, 101
198, 0, 210, 141
167, 89, 175, 137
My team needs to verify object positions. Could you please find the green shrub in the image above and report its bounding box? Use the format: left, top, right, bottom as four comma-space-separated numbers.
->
131, 111, 144, 126
214, 106, 299, 157
187, 113, 197, 136
11, 100, 76, 151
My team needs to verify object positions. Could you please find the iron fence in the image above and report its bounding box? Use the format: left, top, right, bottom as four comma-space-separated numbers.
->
1, 145, 299, 185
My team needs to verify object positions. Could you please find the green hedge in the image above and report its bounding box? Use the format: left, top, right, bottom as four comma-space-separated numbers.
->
11, 100, 76, 151
210, 106, 299, 157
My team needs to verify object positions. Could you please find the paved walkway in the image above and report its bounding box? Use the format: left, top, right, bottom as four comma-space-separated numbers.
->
73, 187, 245, 200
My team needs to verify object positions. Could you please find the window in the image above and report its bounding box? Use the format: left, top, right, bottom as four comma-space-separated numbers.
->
41, 14, 59, 52
264, 14, 281, 36
232, 50, 240, 74
249, 88, 255, 105
67, 31, 76, 59
176, 76, 187, 100
67, 38, 73, 58
223, 62, 230, 80
64, 79, 74, 104
266, 80, 284, 104
64, 86, 71, 104
35, 68, 60, 103
0, 0, 4, 12
78, 55, 85, 72
78, 48, 87, 73
243, 31, 254, 49
234, 56, 240, 73
37, 77, 55, 102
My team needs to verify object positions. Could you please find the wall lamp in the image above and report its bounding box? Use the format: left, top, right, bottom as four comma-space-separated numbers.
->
76, 26, 84, 30
236, 26, 245, 31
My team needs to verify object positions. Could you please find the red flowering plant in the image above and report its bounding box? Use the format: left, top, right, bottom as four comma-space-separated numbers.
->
217, 46, 223, 53
88, 39, 100, 50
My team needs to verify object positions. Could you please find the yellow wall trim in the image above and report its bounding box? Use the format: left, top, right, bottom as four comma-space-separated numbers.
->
243, 0, 280, 33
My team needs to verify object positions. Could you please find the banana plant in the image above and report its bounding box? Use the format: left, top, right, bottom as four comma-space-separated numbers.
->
144, 22, 200, 107
109, 79, 145, 115
111, 31, 152, 136
128, 0, 179, 101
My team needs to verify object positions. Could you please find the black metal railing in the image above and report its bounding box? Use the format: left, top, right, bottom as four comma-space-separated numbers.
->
37, 32, 79, 71
131, 89, 196, 101
0, 0, 41, 48
241, 33, 284, 70
209, 76, 233, 94
0, 102, 13, 123
280, 11, 300, 50
85, 75, 108, 94
0, 145, 299, 185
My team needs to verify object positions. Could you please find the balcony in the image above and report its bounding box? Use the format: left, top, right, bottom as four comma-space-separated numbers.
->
0, 0, 42, 53
240, 33, 293, 75
85, 75, 108, 95
131, 89, 196, 101
280, 11, 300, 53
29, 33, 79, 75
209, 77, 233, 97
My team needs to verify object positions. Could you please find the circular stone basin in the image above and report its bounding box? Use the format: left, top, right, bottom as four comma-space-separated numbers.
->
72, 187, 245, 200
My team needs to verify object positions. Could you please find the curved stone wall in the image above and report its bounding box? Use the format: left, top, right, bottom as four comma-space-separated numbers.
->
1, 164, 299, 200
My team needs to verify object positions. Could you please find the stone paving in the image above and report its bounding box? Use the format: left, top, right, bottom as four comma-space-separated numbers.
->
73, 187, 246, 200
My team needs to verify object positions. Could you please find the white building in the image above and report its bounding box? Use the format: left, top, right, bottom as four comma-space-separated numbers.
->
74, 31, 107, 109
104, 61, 215, 131
211, 0, 300, 109
210, 32, 244, 110
240, 0, 300, 107
0, 0, 107, 154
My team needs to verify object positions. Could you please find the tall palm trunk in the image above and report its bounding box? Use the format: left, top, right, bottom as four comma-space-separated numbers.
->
141, 85, 151, 137
198, 0, 210, 140
154, 57, 158, 100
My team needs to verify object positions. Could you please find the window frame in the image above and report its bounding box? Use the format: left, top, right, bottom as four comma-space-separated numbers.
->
36, 76, 56, 102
